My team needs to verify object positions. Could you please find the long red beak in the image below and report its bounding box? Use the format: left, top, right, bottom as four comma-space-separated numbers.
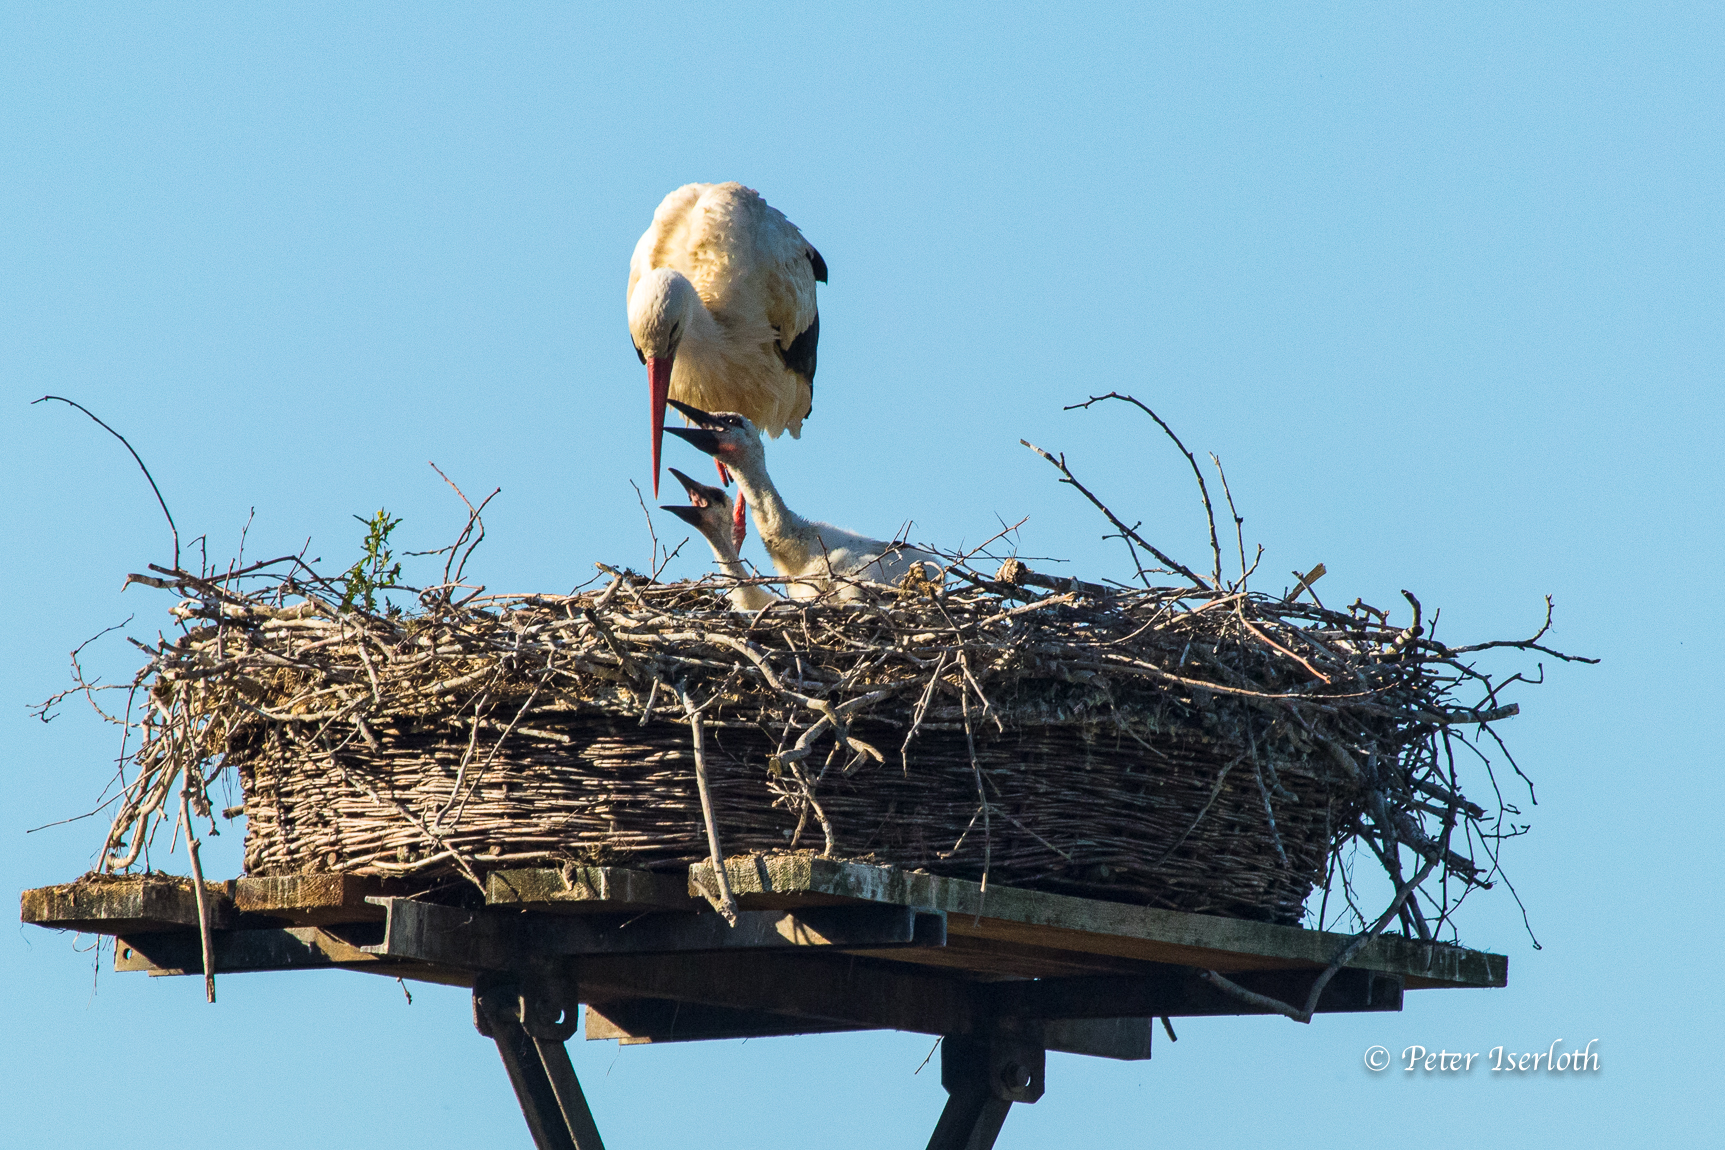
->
647, 356, 674, 497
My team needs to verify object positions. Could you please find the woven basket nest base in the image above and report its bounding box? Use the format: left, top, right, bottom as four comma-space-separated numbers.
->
240, 712, 1350, 925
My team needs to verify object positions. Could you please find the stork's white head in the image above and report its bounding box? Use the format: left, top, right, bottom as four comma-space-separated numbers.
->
628, 267, 698, 361
662, 400, 766, 473
628, 267, 701, 496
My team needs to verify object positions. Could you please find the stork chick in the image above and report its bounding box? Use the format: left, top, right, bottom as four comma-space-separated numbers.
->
628, 182, 826, 497
663, 400, 939, 601
660, 468, 777, 612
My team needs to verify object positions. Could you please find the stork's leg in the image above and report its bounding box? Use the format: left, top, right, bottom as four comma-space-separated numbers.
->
475, 972, 605, 1150
925, 1034, 1045, 1150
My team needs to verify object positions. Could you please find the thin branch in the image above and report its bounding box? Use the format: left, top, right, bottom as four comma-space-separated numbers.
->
1066, 392, 1223, 588
1210, 452, 1248, 590
177, 783, 216, 1004
34, 395, 179, 570
678, 683, 738, 925
1021, 439, 1211, 591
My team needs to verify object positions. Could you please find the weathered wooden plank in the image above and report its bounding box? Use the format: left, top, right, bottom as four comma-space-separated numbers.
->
696, 856, 1506, 990
576, 951, 978, 1037
853, 932, 1158, 980
1043, 1018, 1154, 1061
367, 900, 514, 969
117, 925, 381, 974
981, 967, 1402, 1020
585, 997, 1155, 1061
113, 926, 475, 987
22, 875, 233, 934
547, 903, 941, 955
21, 874, 413, 933
364, 898, 948, 969
576, 952, 1387, 1034
581, 962, 1163, 1061
584, 1000, 865, 1044
486, 867, 697, 913
233, 874, 405, 925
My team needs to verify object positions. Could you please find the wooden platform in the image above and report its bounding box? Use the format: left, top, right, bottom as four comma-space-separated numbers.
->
23, 860, 1508, 1148
21, 857, 1503, 1058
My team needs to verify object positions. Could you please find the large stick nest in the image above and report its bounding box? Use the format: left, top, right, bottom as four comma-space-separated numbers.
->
92, 551, 1560, 929
61, 394, 1588, 936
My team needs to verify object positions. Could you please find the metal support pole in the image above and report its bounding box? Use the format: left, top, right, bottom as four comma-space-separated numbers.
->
925, 1033, 1045, 1150
474, 971, 605, 1150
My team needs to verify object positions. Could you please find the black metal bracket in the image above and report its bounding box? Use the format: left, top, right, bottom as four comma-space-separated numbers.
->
473, 970, 605, 1150
926, 1030, 1046, 1150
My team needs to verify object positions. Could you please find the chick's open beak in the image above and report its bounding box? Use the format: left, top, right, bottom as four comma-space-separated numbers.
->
665, 467, 717, 507
658, 504, 706, 529
664, 424, 722, 456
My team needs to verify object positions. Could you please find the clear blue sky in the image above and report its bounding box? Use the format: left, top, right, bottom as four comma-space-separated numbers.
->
3, 4, 1718, 1146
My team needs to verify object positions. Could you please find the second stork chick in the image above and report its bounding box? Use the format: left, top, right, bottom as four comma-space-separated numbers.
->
660, 468, 777, 612
663, 400, 939, 601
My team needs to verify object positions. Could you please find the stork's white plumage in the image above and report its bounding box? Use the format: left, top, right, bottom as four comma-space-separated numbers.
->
664, 401, 938, 602
628, 182, 826, 497
659, 467, 777, 612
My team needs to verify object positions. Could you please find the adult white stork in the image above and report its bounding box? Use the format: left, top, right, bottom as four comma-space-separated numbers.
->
664, 400, 938, 601
660, 466, 777, 611
627, 182, 827, 510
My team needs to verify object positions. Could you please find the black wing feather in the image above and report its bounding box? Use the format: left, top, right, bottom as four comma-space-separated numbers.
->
807, 246, 828, 283
779, 312, 819, 386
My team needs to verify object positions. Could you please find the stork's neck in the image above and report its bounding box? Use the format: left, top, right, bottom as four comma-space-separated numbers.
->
713, 553, 775, 611
695, 526, 749, 577
687, 515, 775, 611
725, 451, 813, 572
676, 281, 723, 357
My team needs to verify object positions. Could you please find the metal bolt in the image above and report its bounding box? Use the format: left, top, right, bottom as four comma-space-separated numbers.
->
1000, 1061, 1032, 1091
